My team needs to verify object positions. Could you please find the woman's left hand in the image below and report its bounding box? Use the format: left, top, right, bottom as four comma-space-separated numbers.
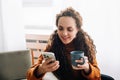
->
72, 56, 90, 73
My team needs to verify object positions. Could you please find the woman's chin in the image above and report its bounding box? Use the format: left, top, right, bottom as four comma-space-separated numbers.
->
62, 41, 71, 45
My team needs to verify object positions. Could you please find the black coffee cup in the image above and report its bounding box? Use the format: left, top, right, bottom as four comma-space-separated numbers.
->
70, 51, 85, 67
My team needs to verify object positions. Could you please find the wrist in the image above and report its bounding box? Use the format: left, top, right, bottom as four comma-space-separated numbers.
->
84, 63, 90, 73
34, 64, 45, 78
37, 64, 46, 75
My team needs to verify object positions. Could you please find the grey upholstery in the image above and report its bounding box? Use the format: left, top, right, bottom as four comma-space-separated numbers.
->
0, 50, 32, 80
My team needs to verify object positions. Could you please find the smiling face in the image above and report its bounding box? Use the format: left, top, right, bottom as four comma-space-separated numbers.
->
57, 17, 78, 44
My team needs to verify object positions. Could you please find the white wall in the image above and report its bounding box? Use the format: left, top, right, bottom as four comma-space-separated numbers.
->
0, 0, 4, 51
23, 0, 66, 35
1, 0, 26, 51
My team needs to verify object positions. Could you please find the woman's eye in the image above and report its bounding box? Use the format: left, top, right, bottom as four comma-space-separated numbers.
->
58, 26, 63, 30
68, 28, 73, 32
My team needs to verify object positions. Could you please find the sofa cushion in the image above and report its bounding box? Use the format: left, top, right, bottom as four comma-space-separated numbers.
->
0, 50, 32, 80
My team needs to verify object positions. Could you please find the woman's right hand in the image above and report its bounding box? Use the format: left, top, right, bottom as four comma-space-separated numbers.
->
38, 58, 60, 74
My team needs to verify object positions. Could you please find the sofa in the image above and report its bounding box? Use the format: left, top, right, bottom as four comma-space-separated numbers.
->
0, 50, 32, 80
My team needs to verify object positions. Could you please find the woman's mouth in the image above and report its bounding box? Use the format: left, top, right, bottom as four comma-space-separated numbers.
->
61, 36, 69, 41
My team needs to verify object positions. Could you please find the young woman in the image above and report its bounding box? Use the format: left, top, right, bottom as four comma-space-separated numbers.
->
27, 7, 101, 80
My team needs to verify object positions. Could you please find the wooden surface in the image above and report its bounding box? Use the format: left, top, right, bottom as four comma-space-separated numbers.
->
25, 34, 50, 65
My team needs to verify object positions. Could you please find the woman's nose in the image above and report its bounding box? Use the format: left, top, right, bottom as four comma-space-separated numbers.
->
62, 31, 68, 36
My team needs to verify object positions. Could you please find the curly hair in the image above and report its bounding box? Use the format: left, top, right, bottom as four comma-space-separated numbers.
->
52, 7, 96, 63
56, 7, 82, 29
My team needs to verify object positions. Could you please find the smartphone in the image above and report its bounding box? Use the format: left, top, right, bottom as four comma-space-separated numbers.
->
42, 52, 56, 60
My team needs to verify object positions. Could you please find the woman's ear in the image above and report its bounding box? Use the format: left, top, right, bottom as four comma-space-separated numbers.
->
76, 27, 80, 32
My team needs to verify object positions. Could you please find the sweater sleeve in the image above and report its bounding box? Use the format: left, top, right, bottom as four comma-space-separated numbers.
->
26, 55, 45, 80
81, 58, 101, 80
26, 42, 52, 80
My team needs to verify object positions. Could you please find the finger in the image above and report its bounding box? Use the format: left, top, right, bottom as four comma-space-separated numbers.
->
46, 61, 60, 72
47, 61, 59, 68
75, 58, 84, 63
84, 56, 88, 60
45, 58, 55, 64
77, 64, 84, 68
84, 56, 88, 63
51, 63, 60, 71
72, 65, 83, 70
84, 56, 88, 59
